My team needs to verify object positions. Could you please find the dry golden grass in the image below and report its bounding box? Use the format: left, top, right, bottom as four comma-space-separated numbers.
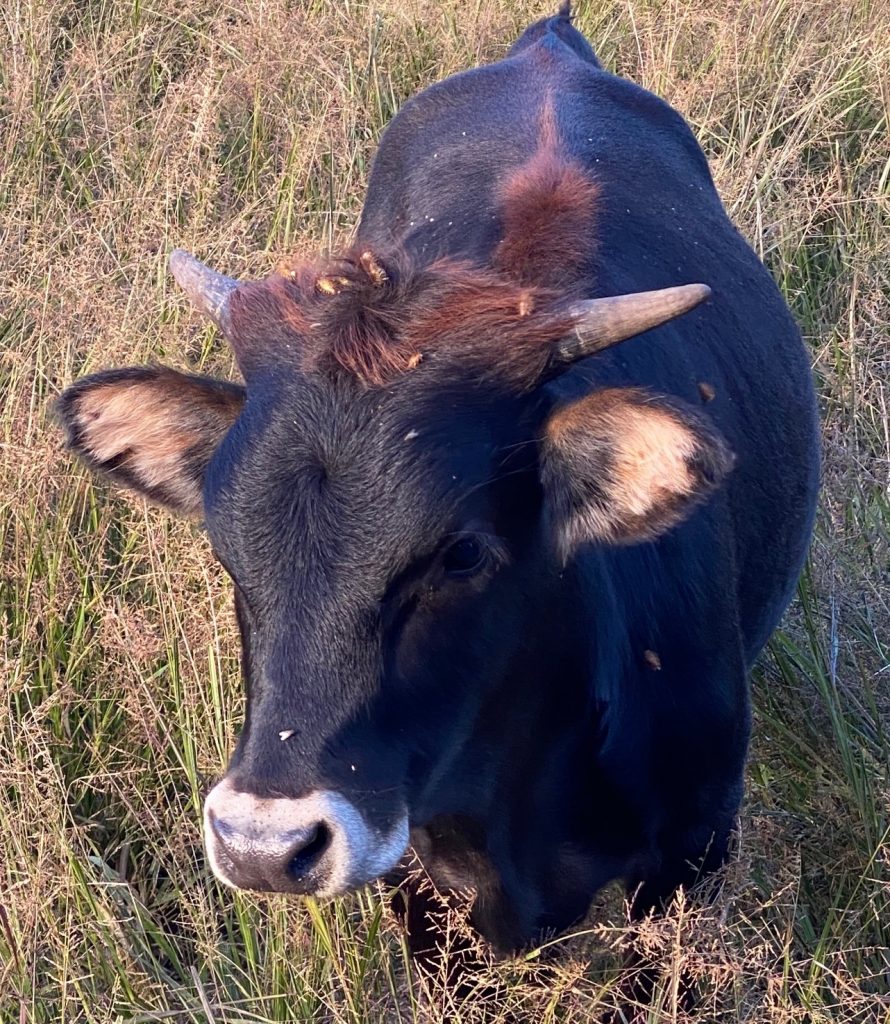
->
1, 0, 888, 1021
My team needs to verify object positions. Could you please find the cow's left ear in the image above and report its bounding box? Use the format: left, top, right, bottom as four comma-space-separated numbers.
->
540, 388, 734, 556
56, 365, 245, 517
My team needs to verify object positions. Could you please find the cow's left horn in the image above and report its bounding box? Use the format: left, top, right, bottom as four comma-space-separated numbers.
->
169, 249, 238, 332
549, 283, 711, 366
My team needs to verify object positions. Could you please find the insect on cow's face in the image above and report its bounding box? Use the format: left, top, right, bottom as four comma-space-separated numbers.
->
56, 249, 730, 898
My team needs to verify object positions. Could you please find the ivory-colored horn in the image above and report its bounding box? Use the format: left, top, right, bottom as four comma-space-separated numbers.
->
550, 283, 712, 366
169, 249, 239, 331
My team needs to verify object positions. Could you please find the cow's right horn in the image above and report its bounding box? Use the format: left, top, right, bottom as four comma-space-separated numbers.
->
169, 249, 239, 332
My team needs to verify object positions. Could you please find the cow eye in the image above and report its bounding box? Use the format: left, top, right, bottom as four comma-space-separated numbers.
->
442, 537, 487, 577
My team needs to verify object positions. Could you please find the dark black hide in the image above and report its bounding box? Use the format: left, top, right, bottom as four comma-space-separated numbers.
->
57, 6, 819, 959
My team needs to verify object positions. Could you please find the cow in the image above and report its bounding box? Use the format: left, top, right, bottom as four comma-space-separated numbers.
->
56, 3, 819, 969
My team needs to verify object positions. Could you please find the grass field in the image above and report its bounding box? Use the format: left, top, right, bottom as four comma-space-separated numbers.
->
1, 0, 888, 1020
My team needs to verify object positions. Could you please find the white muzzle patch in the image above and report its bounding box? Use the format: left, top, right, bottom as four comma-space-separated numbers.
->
203, 777, 409, 897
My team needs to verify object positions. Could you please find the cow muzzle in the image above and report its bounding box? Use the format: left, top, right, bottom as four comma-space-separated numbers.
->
203, 778, 409, 897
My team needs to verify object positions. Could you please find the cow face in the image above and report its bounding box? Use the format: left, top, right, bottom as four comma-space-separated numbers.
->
199, 367, 545, 896
56, 250, 731, 897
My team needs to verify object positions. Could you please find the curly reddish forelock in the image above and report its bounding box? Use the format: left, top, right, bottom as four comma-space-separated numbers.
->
227, 252, 576, 389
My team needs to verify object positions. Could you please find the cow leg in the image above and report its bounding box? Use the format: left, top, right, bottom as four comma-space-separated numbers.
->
389, 880, 487, 998
628, 820, 732, 920
621, 820, 734, 1015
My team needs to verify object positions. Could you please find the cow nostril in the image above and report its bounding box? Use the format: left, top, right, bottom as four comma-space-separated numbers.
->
287, 822, 331, 880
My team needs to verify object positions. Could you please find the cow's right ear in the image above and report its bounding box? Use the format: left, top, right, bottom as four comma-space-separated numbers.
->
56, 365, 245, 517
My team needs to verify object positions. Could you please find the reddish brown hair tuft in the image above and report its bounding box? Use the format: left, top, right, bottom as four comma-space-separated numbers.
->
227, 248, 577, 390
494, 98, 599, 290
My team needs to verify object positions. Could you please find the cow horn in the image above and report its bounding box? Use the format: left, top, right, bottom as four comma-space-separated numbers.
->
169, 249, 238, 331
550, 283, 711, 366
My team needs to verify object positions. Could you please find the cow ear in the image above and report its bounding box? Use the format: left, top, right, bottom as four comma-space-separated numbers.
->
540, 388, 734, 556
56, 365, 245, 517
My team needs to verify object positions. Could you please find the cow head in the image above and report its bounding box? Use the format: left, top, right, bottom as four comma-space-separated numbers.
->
57, 248, 732, 898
